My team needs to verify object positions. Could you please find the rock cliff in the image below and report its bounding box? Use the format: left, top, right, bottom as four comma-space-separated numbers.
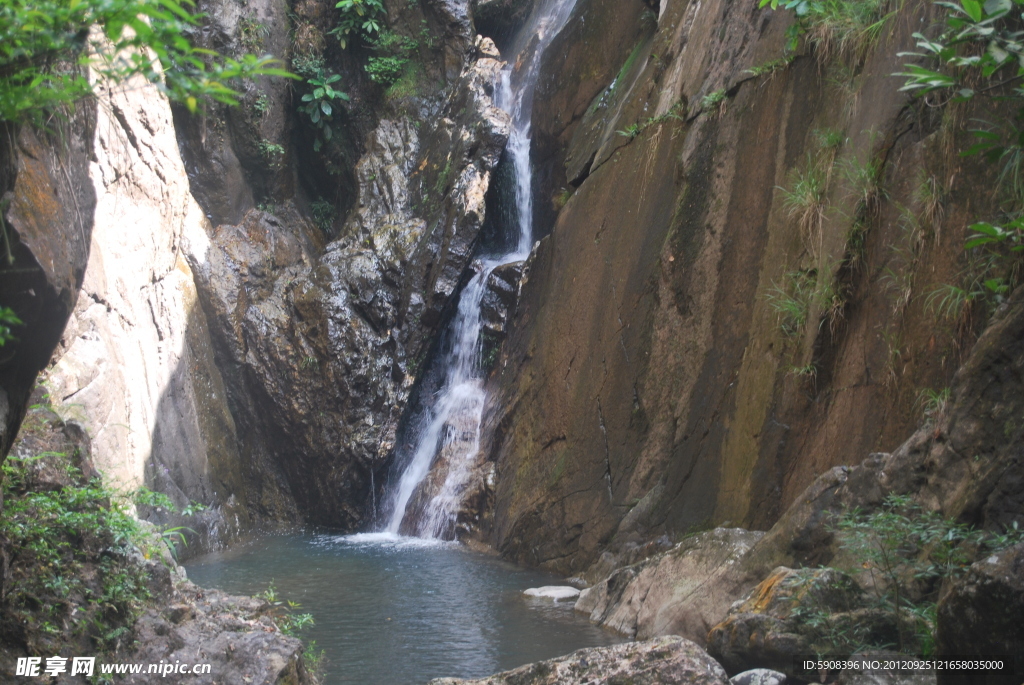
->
481, 0, 1008, 575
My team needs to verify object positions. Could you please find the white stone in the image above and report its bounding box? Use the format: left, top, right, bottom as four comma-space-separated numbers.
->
523, 586, 581, 601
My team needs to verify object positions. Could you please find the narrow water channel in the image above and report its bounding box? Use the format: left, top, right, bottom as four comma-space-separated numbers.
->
185, 533, 624, 684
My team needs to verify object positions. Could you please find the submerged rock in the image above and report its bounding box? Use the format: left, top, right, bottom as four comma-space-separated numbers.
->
523, 586, 581, 601
429, 635, 730, 684
731, 670, 787, 685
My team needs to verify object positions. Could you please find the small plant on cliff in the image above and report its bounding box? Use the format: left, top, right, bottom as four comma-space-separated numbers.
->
366, 30, 419, 87
840, 152, 887, 216
700, 89, 728, 115
916, 387, 951, 422
0, 0, 293, 124
310, 197, 336, 234
767, 270, 815, 336
238, 14, 270, 52
758, 0, 895, 63
330, 0, 386, 49
779, 158, 828, 255
745, 55, 795, 79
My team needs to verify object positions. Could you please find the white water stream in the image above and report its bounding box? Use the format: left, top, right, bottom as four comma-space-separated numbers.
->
384, 0, 578, 538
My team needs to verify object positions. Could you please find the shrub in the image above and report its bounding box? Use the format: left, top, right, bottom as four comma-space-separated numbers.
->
0, 0, 292, 124
309, 197, 336, 234
330, 0, 386, 49
759, 0, 896, 62
831, 494, 1024, 655
366, 31, 419, 87
298, 72, 349, 152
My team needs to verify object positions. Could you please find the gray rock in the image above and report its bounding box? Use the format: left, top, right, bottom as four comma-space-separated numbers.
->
126, 585, 312, 685
574, 528, 764, 641
730, 669, 787, 685
429, 635, 730, 684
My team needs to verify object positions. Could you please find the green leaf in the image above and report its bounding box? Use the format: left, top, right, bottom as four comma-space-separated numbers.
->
961, 0, 983, 21
320, 100, 332, 116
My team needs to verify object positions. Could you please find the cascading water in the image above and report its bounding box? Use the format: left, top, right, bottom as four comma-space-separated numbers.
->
384, 0, 578, 538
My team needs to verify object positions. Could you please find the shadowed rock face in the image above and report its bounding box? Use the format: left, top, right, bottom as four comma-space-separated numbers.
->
429, 635, 730, 685
482, 0, 1006, 576
0, 115, 96, 461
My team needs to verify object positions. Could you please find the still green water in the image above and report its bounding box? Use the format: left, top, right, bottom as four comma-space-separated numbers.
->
184, 533, 624, 684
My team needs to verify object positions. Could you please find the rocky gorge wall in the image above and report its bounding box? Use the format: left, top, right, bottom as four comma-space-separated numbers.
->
479, 0, 1011, 575
1, 0, 517, 556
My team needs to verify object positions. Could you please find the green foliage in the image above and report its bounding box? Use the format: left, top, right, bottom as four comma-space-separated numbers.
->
133, 485, 176, 511
616, 123, 641, 139
913, 171, 946, 240
256, 582, 317, 637
258, 139, 285, 156
0, 453, 155, 652
701, 89, 727, 112
366, 30, 418, 87
330, 0, 386, 49
767, 270, 815, 336
298, 66, 350, 152
916, 387, 951, 421
779, 158, 828, 251
925, 218, 1023, 332
898, 1, 1024, 211
615, 99, 686, 140
0, 0, 294, 124
310, 197, 336, 234
759, 0, 895, 60
0, 305, 22, 346
815, 128, 847, 152
768, 267, 847, 337
840, 153, 886, 215
253, 89, 270, 117
832, 494, 1024, 654
238, 14, 269, 52
745, 55, 795, 78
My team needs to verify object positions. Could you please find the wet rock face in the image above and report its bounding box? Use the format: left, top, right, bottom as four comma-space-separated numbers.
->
186, 43, 511, 530
472, 0, 541, 51
429, 635, 730, 685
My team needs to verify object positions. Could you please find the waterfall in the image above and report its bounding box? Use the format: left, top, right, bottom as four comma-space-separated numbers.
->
383, 0, 579, 538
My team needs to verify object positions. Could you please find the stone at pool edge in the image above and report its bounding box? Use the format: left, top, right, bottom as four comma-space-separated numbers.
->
523, 586, 581, 601
428, 635, 730, 684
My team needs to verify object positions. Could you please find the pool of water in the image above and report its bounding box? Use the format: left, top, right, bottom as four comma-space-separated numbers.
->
184, 533, 624, 684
